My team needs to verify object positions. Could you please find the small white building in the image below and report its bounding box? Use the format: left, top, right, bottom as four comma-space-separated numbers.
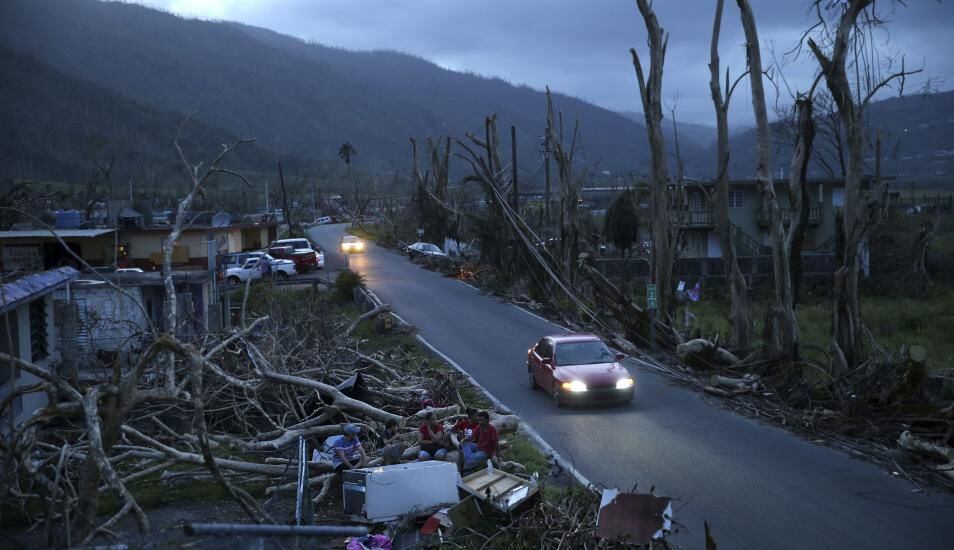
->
0, 267, 78, 434
58, 271, 222, 378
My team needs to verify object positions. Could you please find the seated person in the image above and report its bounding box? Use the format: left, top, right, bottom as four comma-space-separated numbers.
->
418, 411, 449, 460
461, 410, 499, 469
379, 418, 404, 465
452, 408, 479, 442
332, 424, 367, 472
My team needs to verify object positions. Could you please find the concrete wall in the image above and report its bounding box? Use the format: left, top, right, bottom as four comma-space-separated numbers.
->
122, 226, 268, 267
727, 186, 763, 242
707, 232, 723, 259
0, 296, 56, 432
70, 286, 149, 355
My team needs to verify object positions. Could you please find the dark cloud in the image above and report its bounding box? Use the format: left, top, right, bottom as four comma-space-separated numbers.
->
142, 0, 954, 126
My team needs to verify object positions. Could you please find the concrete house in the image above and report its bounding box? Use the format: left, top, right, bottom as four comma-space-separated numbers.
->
0, 267, 79, 433
0, 229, 118, 273
56, 271, 223, 378
678, 178, 851, 259
119, 222, 277, 270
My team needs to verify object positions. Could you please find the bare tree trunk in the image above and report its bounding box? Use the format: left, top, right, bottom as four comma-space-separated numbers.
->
806, 0, 873, 370
545, 90, 587, 288
737, 0, 799, 362
631, 0, 674, 320
786, 97, 816, 306
708, 0, 752, 351
912, 218, 936, 294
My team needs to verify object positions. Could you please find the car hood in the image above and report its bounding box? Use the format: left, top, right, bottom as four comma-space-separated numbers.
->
553, 362, 630, 385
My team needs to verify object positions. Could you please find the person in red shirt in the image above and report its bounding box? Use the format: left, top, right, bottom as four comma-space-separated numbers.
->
418, 411, 449, 460
462, 410, 499, 469
452, 408, 479, 440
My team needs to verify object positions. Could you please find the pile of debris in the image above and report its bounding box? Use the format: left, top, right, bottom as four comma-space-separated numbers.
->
0, 282, 540, 545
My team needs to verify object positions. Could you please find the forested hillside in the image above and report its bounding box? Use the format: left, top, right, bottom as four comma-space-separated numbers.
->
713, 90, 954, 182
0, 47, 316, 188
0, 0, 704, 185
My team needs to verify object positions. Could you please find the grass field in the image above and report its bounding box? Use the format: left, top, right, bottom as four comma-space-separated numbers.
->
681, 287, 954, 371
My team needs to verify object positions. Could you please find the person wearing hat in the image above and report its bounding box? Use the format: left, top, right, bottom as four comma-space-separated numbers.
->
332, 424, 367, 472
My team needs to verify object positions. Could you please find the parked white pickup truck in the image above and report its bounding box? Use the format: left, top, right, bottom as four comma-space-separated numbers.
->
226, 255, 295, 287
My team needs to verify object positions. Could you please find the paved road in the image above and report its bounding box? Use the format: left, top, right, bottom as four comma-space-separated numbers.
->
310, 224, 954, 549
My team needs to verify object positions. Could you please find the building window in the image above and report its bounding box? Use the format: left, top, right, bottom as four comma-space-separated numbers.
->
728, 190, 744, 209
30, 300, 48, 362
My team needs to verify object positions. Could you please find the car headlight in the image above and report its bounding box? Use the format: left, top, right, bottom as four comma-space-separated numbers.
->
561, 380, 588, 392
616, 378, 635, 390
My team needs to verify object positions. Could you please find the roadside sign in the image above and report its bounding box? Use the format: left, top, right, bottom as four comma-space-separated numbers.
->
646, 284, 657, 310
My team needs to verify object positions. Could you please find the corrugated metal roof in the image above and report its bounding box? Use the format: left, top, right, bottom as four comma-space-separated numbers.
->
0, 267, 80, 313
0, 229, 116, 239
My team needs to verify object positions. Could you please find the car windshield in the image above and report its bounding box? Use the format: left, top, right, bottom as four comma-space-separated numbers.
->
343, 236, 358, 243
555, 340, 614, 366
425, 244, 440, 252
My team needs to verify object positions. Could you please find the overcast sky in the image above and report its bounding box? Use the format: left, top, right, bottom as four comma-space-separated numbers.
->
137, 0, 953, 126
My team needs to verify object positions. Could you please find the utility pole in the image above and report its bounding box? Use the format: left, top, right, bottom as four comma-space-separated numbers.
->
265, 179, 269, 214
278, 163, 293, 234
311, 179, 317, 218
510, 125, 519, 214
543, 131, 551, 226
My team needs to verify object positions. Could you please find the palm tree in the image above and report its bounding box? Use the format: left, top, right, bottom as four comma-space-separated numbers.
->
338, 142, 357, 179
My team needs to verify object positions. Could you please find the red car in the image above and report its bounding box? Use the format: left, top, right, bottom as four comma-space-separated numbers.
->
527, 334, 635, 406
267, 245, 317, 273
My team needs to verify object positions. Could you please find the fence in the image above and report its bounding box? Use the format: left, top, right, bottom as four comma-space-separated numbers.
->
596, 253, 837, 285
888, 194, 954, 213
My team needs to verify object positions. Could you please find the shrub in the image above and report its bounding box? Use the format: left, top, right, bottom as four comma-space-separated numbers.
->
334, 269, 365, 302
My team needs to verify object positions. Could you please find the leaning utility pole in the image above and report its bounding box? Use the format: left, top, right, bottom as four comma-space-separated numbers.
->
543, 127, 552, 226
511, 125, 519, 214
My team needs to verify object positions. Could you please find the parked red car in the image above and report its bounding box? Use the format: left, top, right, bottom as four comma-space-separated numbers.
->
266, 245, 316, 273
527, 334, 634, 406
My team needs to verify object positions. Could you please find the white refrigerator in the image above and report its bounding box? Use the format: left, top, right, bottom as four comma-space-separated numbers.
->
342, 461, 461, 523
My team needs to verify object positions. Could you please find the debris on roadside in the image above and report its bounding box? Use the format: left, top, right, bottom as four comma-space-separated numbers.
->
595, 488, 673, 545
343, 462, 460, 523
458, 465, 540, 513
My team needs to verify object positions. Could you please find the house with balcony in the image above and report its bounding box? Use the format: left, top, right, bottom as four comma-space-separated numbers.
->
672, 177, 863, 260
1, 267, 79, 434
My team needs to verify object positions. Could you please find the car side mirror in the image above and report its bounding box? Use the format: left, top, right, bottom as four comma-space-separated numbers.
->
541, 357, 552, 366
615, 353, 626, 361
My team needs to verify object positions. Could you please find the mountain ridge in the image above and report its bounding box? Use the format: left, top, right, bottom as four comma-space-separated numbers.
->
1, 0, 705, 183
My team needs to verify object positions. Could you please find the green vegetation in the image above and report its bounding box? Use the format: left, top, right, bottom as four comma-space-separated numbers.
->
333, 270, 366, 302
687, 288, 954, 371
